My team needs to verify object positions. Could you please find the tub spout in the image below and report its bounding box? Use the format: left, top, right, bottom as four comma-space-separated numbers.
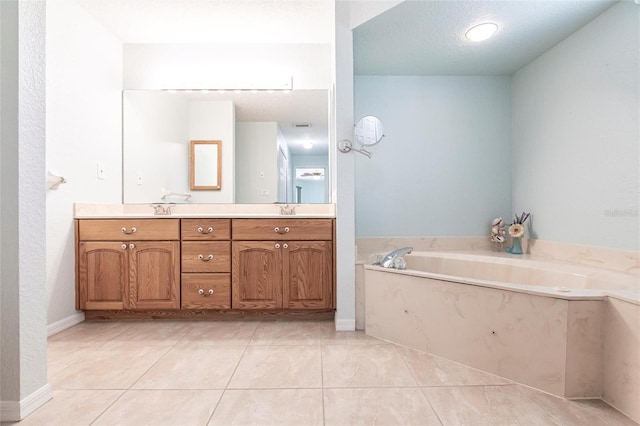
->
376, 247, 413, 268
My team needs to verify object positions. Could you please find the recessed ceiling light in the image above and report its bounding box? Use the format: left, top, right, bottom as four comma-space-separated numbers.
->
465, 23, 498, 42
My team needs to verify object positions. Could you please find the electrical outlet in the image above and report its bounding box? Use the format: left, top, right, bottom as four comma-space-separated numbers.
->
137, 172, 143, 186
97, 163, 105, 180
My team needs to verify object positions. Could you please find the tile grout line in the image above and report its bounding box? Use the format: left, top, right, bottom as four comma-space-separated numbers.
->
393, 343, 445, 426
204, 322, 260, 425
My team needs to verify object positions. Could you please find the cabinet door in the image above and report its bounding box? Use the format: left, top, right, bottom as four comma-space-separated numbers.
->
78, 242, 129, 310
128, 241, 180, 309
232, 242, 282, 309
283, 241, 333, 309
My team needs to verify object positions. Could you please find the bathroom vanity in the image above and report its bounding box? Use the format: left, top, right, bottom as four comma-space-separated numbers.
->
74, 204, 336, 319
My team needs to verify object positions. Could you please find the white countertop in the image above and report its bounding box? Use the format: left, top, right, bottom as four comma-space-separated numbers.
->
74, 203, 336, 219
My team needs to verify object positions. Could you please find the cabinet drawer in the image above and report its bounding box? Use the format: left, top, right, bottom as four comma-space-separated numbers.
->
78, 219, 179, 241
182, 242, 230, 273
232, 219, 333, 241
181, 274, 231, 309
181, 219, 231, 240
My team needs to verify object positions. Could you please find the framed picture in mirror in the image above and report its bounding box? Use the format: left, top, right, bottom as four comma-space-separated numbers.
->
190, 140, 222, 190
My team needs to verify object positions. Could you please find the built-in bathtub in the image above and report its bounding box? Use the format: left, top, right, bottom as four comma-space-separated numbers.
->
363, 250, 639, 422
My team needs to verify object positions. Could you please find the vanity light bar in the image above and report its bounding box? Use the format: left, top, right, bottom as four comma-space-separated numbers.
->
163, 77, 293, 92
164, 88, 293, 93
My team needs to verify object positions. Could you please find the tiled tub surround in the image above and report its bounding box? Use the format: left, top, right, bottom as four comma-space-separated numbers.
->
363, 248, 639, 423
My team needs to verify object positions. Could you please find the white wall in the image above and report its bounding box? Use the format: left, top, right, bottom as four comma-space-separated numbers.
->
512, 2, 639, 251
334, 1, 356, 330
1, 0, 50, 419
46, 0, 123, 328
122, 43, 332, 90
235, 122, 279, 203
354, 75, 512, 237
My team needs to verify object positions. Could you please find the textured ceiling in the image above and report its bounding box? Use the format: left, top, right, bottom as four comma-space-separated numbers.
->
354, 0, 617, 75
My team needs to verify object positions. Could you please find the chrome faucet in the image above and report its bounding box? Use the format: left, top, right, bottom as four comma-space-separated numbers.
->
376, 247, 413, 268
279, 204, 296, 215
151, 203, 174, 215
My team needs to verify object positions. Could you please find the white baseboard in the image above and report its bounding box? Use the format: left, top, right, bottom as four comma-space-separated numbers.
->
47, 312, 85, 337
335, 318, 356, 331
0, 383, 53, 422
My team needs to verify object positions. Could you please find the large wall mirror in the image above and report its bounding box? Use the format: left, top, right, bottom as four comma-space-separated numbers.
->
122, 89, 330, 204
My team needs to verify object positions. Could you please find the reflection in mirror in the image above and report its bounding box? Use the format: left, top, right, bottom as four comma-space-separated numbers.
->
190, 140, 221, 190
122, 89, 330, 204
354, 115, 385, 146
294, 168, 327, 203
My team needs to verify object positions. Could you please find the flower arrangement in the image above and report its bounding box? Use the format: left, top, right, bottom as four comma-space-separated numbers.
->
508, 212, 530, 238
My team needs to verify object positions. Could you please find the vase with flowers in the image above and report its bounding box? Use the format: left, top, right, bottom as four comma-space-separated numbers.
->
506, 212, 530, 254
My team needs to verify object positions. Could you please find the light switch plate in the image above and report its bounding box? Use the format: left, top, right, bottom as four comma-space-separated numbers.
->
97, 163, 105, 180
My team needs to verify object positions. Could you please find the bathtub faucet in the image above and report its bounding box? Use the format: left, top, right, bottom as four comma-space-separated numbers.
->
376, 247, 413, 269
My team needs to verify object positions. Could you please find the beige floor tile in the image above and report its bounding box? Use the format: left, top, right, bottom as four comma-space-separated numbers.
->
47, 321, 126, 347
181, 321, 257, 345
15, 390, 123, 426
521, 387, 638, 425
208, 389, 323, 426
324, 387, 442, 426
47, 345, 97, 378
250, 320, 335, 345
92, 389, 222, 426
397, 346, 512, 386
228, 346, 322, 388
132, 344, 245, 389
50, 344, 170, 389
423, 385, 561, 425
322, 345, 416, 387
102, 320, 195, 347
320, 330, 389, 346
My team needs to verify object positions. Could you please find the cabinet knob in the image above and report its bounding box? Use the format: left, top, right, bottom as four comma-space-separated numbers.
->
197, 254, 214, 261
275, 243, 281, 249
274, 227, 280, 233
198, 288, 214, 297
197, 226, 214, 234
283, 243, 289, 249
284, 227, 290, 233
121, 243, 127, 249
121, 227, 137, 234
129, 243, 135, 249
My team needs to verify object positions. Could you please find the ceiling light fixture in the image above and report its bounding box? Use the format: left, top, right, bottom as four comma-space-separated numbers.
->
465, 22, 498, 42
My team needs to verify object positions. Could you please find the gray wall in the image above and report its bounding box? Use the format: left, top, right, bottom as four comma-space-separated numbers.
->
354, 75, 512, 237
512, 2, 639, 251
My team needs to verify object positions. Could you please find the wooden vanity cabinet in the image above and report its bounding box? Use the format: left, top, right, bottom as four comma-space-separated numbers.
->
77, 219, 180, 310
76, 216, 335, 317
181, 219, 231, 309
232, 219, 334, 310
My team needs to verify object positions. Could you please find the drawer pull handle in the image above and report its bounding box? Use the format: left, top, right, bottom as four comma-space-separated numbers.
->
274, 227, 280, 233
274, 227, 290, 234
198, 288, 214, 296
129, 243, 135, 249
283, 243, 288, 249
197, 226, 214, 234
121, 244, 127, 249
121, 227, 137, 234
275, 243, 281, 249
198, 254, 214, 261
